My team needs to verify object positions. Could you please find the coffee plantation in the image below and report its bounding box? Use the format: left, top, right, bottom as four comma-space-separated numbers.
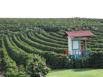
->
0, 18, 103, 77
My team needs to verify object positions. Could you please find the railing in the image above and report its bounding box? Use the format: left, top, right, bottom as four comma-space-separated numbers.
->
69, 50, 89, 59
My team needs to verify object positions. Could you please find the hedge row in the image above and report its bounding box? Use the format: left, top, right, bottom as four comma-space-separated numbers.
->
3, 35, 50, 77
19, 33, 65, 53
2, 39, 29, 77
40, 31, 67, 42
27, 32, 67, 48
32, 31, 67, 45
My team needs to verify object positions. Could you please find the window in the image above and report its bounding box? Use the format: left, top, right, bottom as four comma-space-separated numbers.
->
72, 40, 79, 50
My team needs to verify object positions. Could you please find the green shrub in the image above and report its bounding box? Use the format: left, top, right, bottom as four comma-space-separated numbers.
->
88, 52, 103, 68
26, 54, 50, 77
42, 52, 70, 69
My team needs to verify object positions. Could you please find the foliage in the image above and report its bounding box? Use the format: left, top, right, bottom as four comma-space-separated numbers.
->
0, 18, 103, 77
88, 52, 103, 68
42, 52, 70, 69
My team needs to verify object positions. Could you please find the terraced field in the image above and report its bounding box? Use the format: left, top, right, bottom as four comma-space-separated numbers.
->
0, 18, 103, 77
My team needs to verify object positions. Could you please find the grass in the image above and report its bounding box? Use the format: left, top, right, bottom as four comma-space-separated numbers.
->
46, 69, 103, 77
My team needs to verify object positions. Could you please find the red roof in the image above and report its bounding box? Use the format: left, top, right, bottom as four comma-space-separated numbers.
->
66, 30, 94, 37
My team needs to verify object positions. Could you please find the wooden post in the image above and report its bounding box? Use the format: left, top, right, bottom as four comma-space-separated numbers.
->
68, 37, 72, 55
85, 39, 87, 51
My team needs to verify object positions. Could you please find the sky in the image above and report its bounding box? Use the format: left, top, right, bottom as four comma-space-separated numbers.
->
0, 0, 103, 18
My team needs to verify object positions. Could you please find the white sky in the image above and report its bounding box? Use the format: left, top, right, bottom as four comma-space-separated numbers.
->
0, 0, 103, 18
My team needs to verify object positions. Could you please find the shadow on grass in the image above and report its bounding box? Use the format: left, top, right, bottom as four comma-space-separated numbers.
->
50, 68, 101, 73
71, 69, 94, 72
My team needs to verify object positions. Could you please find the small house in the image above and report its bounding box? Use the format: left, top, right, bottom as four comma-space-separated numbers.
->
66, 30, 94, 58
